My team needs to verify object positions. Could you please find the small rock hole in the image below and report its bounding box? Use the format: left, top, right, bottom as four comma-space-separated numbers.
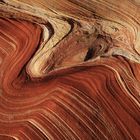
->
84, 48, 94, 61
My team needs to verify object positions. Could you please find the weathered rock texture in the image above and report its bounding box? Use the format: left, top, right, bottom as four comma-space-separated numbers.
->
0, 0, 140, 139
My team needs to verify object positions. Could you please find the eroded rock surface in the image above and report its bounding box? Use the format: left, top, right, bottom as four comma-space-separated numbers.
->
0, 0, 140, 139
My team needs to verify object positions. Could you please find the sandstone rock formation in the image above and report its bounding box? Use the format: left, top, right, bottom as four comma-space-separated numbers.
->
0, 0, 140, 139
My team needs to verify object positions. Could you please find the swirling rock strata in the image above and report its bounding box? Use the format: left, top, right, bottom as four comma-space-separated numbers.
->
0, 0, 140, 140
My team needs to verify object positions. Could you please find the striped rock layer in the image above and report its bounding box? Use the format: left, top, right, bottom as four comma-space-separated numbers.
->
0, 0, 140, 140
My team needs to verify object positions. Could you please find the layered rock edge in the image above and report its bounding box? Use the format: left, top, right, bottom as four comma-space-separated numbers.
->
0, 0, 140, 140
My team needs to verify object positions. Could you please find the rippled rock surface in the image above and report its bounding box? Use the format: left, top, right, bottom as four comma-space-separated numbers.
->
0, 0, 140, 139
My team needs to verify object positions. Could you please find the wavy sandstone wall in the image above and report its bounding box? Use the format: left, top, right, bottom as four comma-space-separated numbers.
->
0, 0, 140, 140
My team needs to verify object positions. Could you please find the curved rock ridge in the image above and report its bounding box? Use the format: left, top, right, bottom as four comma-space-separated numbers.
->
0, 0, 140, 140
